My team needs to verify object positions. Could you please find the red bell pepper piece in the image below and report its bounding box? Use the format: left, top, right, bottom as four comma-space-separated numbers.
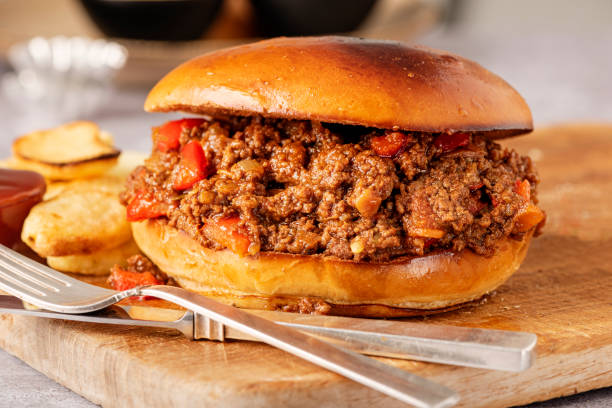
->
515, 203, 545, 232
156, 118, 206, 152
434, 132, 470, 153
172, 141, 208, 190
126, 190, 168, 222
203, 216, 251, 256
371, 131, 410, 157
469, 182, 484, 191
515, 179, 531, 201
108, 265, 162, 292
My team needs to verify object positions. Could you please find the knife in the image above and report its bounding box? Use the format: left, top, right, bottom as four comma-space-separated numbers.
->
0, 295, 536, 371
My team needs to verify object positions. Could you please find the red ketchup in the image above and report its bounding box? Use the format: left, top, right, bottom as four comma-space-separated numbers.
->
0, 169, 46, 248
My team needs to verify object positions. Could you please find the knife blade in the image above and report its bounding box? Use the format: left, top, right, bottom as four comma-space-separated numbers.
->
0, 295, 536, 371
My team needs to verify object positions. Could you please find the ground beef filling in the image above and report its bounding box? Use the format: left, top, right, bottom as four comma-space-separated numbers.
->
121, 117, 543, 262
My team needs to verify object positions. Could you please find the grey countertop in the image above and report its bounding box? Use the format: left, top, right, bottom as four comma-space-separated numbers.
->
0, 0, 611, 407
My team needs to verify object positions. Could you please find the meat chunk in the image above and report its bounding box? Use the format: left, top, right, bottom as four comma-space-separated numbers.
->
347, 151, 398, 218
122, 117, 542, 261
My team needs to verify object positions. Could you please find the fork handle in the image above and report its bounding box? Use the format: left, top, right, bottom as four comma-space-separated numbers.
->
140, 285, 458, 408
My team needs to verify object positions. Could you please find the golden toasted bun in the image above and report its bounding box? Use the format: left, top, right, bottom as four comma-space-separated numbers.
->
132, 219, 533, 317
145, 36, 532, 138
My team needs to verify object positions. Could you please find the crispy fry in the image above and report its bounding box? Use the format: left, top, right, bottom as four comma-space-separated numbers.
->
43, 176, 126, 201
47, 239, 141, 276
12, 121, 120, 180
0, 157, 19, 169
22, 189, 131, 257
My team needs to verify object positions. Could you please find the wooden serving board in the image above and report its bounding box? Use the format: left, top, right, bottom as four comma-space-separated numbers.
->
1, 123, 612, 408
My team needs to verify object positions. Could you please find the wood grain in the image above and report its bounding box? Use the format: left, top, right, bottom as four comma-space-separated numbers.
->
1, 123, 611, 408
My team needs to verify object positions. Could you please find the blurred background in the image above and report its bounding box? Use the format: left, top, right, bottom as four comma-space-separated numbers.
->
0, 0, 611, 154
0, 1, 611, 407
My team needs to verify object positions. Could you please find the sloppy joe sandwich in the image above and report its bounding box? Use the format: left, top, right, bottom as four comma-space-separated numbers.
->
122, 36, 545, 317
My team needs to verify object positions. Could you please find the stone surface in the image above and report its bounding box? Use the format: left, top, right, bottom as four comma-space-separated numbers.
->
0, 350, 97, 408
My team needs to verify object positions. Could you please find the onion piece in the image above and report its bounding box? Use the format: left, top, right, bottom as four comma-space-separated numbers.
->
408, 227, 445, 239
353, 188, 382, 217
350, 238, 365, 254
514, 203, 544, 232
234, 159, 264, 176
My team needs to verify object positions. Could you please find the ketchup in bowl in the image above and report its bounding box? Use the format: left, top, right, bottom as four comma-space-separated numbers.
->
0, 169, 46, 248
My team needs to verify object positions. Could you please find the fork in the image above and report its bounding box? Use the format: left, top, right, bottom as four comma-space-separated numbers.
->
0, 244, 458, 408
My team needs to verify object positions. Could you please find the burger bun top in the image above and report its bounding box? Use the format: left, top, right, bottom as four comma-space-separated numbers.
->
145, 36, 533, 138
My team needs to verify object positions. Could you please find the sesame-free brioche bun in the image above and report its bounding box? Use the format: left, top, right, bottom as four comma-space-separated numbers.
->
145, 36, 532, 138
132, 219, 533, 318
136, 36, 539, 317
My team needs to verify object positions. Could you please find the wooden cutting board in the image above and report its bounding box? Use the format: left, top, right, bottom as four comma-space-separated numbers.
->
1, 123, 611, 408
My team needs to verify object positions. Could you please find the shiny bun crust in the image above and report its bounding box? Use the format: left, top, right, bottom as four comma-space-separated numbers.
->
145, 36, 532, 138
132, 220, 533, 317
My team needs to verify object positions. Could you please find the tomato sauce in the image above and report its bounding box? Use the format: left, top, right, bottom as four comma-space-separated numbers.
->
0, 169, 46, 248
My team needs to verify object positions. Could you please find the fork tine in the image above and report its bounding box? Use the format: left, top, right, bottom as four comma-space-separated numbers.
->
0, 269, 49, 297
0, 257, 64, 293
0, 244, 92, 290
0, 244, 117, 312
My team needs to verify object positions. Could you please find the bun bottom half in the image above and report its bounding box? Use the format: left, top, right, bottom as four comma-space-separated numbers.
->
132, 219, 533, 317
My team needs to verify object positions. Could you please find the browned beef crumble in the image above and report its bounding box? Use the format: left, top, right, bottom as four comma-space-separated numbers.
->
122, 254, 177, 285
281, 298, 332, 315
121, 116, 542, 262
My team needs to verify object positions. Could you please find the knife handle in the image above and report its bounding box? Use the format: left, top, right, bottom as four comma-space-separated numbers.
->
195, 312, 536, 372
141, 285, 459, 408
275, 322, 536, 372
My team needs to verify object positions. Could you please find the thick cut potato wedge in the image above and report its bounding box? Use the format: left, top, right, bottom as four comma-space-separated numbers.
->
22, 189, 131, 257
47, 239, 141, 276
12, 121, 120, 180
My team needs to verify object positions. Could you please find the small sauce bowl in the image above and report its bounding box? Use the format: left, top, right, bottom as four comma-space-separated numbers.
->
0, 169, 46, 248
